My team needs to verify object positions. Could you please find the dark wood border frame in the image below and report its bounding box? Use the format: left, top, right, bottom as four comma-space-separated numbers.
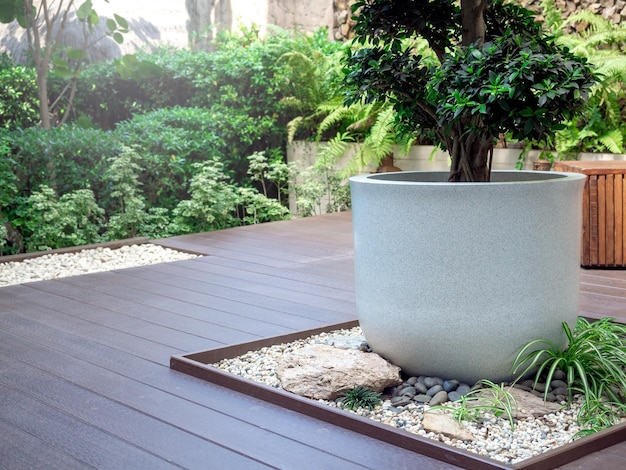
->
171, 321, 626, 470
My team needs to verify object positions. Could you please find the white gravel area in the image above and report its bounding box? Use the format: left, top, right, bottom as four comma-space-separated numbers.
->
0, 244, 199, 287
215, 326, 591, 465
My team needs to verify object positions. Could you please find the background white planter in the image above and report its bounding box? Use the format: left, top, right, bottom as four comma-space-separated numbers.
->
349, 171, 586, 383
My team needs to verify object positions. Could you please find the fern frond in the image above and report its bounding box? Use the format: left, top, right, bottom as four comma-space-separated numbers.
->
341, 145, 377, 178
580, 30, 626, 49
287, 116, 304, 143
316, 97, 348, 114
597, 130, 624, 153
280, 96, 304, 110
561, 10, 626, 67
316, 132, 355, 168
366, 106, 396, 153
565, 10, 616, 32
345, 102, 386, 133
540, 0, 564, 34
594, 57, 626, 81
397, 132, 418, 156
316, 101, 371, 140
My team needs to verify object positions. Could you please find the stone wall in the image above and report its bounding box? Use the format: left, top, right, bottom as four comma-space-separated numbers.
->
521, 0, 626, 24
333, 0, 356, 41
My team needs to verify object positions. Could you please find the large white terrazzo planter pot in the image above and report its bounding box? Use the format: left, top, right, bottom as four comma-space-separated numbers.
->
349, 171, 586, 384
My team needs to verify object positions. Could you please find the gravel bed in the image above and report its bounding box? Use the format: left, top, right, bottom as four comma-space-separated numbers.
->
0, 244, 199, 287
215, 326, 589, 465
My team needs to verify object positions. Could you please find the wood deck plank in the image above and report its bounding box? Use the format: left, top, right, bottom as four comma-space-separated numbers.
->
23, 276, 290, 340
0, 324, 447, 469
0, 383, 178, 469
49, 268, 330, 329
117, 263, 357, 314
147, 257, 356, 302
0, 353, 270, 470
0, 286, 224, 353
99, 268, 356, 322
0, 419, 90, 470
194, 254, 355, 291
1, 211, 624, 469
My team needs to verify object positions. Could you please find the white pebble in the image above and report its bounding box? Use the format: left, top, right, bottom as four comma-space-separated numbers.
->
0, 244, 199, 287
211, 326, 618, 465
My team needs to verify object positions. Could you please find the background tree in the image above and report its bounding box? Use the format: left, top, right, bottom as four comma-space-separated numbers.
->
0, 0, 128, 128
344, 0, 597, 181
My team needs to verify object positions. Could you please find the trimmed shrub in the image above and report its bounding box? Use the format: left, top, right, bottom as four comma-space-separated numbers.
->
0, 53, 39, 130
9, 126, 119, 208
114, 105, 279, 205
14, 185, 104, 251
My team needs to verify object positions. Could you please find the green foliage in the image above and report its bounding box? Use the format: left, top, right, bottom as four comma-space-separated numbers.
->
103, 146, 147, 240
0, 224, 7, 254
0, 130, 18, 254
429, 379, 518, 431
0, 26, 353, 253
0, 0, 28, 25
553, 8, 626, 155
68, 47, 208, 129
575, 388, 625, 438
192, 26, 321, 118
344, 0, 596, 181
307, 100, 419, 176
65, 60, 151, 130
430, 28, 594, 141
15, 185, 104, 251
247, 150, 294, 203
114, 106, 278, 195
138, 207, 185, 240
512, 317, 626, 434
173, 156, 290, 233
245, 151, 296, 222
0, 53, 39, 130
9, 125, 118, 204
337, 386, 382, 410
69, 26, 341, 132
288, 37, 436, 174
0, 130, 17, 211
173, 160, 241, 233
237, 187, 290, 225
1, 0, 129, 128
102, 145, 185, 240
277, 31, 348, 141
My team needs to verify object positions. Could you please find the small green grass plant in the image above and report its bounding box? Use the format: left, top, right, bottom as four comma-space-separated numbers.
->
429, 379, 518, 431
337, 386, 382, 411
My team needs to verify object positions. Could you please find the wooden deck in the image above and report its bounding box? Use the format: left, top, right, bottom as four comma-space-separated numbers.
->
1, 210, 625, 469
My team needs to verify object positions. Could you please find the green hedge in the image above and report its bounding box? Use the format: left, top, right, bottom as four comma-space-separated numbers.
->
0, 53, 39, 130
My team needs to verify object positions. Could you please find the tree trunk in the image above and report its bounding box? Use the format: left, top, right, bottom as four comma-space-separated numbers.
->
445, 124, 493, 182
447, 0, 490, 182
460, 0, 487, 46
35, 62, 52, 129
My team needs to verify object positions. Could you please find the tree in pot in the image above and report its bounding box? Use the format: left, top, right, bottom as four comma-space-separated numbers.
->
345, 0, 597, 383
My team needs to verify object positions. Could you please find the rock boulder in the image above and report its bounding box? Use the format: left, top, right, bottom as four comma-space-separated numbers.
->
275, 344, 402, 400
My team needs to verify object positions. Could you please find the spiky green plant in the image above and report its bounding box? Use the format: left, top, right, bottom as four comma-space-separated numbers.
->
513, 318, 626, 404
574, 387, 626, 438
337, 386, 382, 410
429, 379, 518, 431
